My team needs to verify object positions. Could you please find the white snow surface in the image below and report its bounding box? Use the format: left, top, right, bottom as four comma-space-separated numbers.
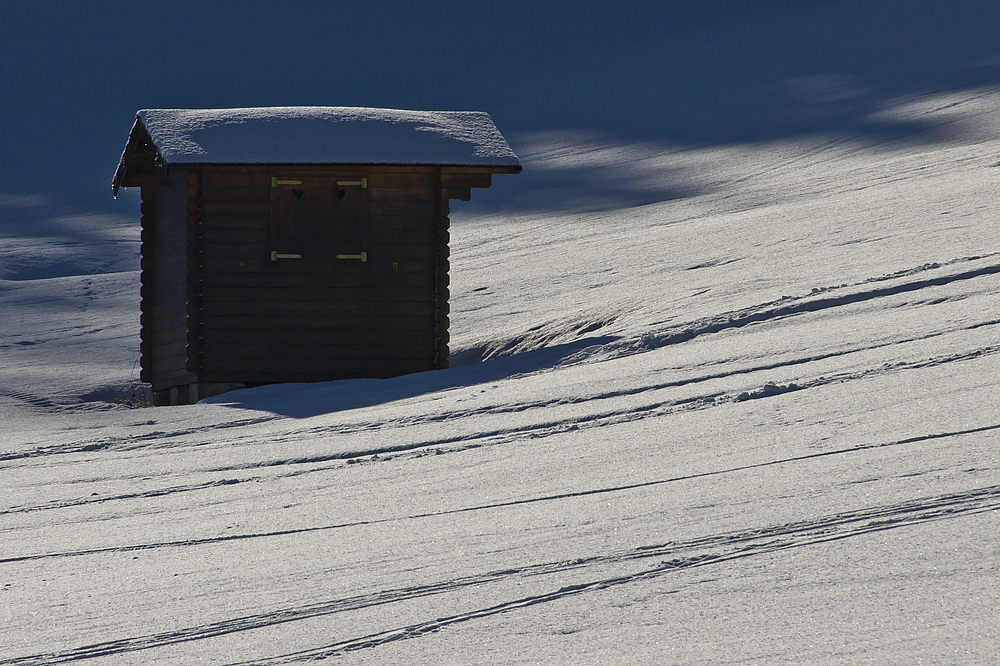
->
131, 107, 521, 167
4, 87, 1000, 664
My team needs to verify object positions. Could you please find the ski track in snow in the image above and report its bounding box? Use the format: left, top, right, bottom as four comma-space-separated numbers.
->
4, 421, 1000, 567
4, 484, 998, 665
7, 320, 999, 506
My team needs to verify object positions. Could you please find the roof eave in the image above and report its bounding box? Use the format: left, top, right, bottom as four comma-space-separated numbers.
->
148, 160, 522, 172
112, 116, 166, 197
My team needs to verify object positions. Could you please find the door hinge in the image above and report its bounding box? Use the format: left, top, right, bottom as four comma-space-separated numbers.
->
336, 252, 367, 262
271, 178, 303, 187
336, 178, 367, 188
271, 251, 303, 261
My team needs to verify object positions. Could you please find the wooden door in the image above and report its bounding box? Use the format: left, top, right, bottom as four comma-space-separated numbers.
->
269, 174, 367, 269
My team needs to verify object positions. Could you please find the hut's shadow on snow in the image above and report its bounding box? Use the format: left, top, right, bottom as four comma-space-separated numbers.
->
201, 335, 618, 418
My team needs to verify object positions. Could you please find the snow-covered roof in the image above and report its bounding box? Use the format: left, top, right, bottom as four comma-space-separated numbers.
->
113, 106, 521, 194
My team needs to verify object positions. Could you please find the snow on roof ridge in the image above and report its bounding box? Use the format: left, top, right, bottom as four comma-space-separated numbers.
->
132, 105, 521, 167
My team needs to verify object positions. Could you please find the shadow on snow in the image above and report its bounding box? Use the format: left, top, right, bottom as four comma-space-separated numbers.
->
201, 335, 619, 419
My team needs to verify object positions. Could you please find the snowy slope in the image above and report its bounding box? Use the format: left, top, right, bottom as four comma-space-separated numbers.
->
3, 83, 999, 664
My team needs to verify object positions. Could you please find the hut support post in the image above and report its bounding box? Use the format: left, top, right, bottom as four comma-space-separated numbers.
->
155, 383, 200, 406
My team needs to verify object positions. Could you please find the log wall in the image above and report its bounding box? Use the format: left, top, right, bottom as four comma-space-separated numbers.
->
193, 165, 451, 385
139, 170, 197, 391
137, 163, 510, 398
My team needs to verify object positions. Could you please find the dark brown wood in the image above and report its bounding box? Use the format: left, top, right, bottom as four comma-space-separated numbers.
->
156, 232, 191, 265
150, 366, 199, 388
151, 338, 191, 362
205, 299, 437, 317
202, 326, 434, 346
199, 186, 270, 202
370, 244, 437, 260
196, 200, 270, 216
200, 270, 435, 289
145, 246, 190, 274
149, 310, 189, 334
201, 285, 436, 303
201, 227, 271, 246
366, 215, 437, 233
198, 257, 436, 275
199, 242, 272, 259
200, 169, 271, 188
442, 187, 471, 201
135, 159, 513, 398
141, 170, 195, 393
369, 187, 440, 202
202, 342, 435, 360
121, 173, 158, 188
201, 359, 435, 383
201, 314, 435, 331
367, 172, 438, 188
200, 214, 270, 231
441, 172, 491, 189
369, 201, 439, 218
150, 349, 194, 376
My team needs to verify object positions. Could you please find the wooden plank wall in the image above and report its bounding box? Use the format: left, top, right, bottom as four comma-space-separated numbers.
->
195, 165, 450, 384
140, 170, 198, 390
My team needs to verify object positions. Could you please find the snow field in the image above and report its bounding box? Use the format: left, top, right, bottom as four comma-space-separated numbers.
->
2, 87, 1000, 664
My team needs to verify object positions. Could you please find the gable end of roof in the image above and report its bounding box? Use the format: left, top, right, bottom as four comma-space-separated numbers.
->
112, 116, 166, 196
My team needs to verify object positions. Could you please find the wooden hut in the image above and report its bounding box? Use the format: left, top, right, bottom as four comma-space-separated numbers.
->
113, 107, 521, 405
